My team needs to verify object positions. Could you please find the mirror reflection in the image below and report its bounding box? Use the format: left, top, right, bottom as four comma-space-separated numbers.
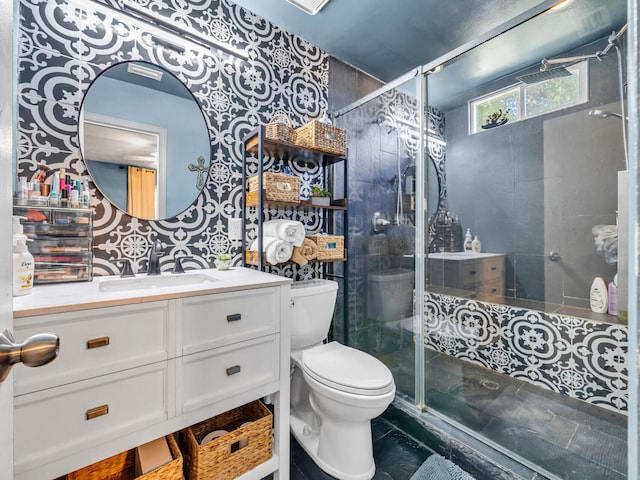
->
80, 61, 210, 220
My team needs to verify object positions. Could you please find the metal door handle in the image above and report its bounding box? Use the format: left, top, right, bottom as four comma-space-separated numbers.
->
0, 330, 59, 382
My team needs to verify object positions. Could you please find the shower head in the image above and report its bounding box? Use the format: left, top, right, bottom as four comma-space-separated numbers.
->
516, 66, 572, 84
588, 109, 624, 120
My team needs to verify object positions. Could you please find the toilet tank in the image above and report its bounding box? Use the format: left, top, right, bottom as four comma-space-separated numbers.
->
290, 279, 338, 350
367, 268, 414, 321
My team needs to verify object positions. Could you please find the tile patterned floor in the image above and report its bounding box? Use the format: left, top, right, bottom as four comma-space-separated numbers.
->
290, 418, 435, 480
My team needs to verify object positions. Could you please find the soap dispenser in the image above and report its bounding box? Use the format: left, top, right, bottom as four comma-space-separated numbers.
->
13, 216, 34, 297
472, 235, 481, 253
464, 228, 473, 252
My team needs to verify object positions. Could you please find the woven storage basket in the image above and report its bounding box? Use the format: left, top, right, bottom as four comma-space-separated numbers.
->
306, 235, 345, 260
180, 400, 273, 480
295, 120, 346, 156
265, 113, 296, 143
248, 172, 300, 203
67, 435, 183, 480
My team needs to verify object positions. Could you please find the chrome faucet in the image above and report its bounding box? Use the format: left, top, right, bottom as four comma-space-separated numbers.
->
147, 239, 166, 275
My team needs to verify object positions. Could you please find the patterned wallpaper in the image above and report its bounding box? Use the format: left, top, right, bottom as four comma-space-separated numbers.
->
17, 0, 328, 277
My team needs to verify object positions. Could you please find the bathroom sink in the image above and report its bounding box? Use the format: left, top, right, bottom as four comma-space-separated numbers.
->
98, 273, 218, 292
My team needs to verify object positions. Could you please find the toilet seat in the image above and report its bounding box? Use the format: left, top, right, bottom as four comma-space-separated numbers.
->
301, 342, 394, 396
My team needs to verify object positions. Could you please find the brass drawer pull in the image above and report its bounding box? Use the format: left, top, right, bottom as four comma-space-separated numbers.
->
87, 336, 110, 349
86, 404, 109, 420
226, 365, 241, 376
227, 313, 242, 322
491, 266, 497, 271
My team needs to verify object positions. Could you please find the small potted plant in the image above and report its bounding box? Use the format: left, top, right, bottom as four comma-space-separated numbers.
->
310, 184, 331, 206
482, 108, 510, 129
214, 253, 232, 270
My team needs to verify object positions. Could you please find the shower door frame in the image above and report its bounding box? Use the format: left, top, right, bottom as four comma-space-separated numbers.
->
418, 1, 638, 478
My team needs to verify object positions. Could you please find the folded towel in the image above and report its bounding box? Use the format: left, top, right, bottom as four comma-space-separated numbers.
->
250, 236, 293, 264
291, 238, 319, 266
262, 220, 305, 247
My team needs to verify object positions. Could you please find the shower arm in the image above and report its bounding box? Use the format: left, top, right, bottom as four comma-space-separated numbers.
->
541, 53, 600, 70
542, 23, 628, 71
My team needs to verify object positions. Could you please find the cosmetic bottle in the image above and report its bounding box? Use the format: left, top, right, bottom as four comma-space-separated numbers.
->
464, 228, 473, 252
13, 216, 34, 297
70, 187, 79, 208
60, 188, 69, 208
49, 171, 60, 207
472, 235, 481, 253
80, 177, 91, 208
589, 277, 608, 314
608, 275, 618, 316
16, 177, 29, 206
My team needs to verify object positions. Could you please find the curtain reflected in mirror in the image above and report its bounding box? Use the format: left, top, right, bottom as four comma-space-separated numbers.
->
79, 61, 211, 220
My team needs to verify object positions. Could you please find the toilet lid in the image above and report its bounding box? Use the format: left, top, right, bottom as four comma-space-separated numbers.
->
301, 342, 395, 396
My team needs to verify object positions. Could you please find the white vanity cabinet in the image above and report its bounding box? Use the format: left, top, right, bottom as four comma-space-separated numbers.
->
12, 269, 291, 480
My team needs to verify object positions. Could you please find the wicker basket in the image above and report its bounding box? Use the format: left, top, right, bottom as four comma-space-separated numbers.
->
265, 113, 296, 143
306, 235, 345, 260
248, 172, 300, 204
296, 120, 346, 156
67, 435, 183, 480
180, 400, 273, 480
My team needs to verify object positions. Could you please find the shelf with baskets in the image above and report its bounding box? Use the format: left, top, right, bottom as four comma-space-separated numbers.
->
241, 122, 348, 272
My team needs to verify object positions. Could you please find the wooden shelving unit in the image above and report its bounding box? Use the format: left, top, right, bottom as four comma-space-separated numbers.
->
241, 125, 348, 273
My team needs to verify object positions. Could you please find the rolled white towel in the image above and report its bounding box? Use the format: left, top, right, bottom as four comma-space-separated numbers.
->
250, 236, 293, 264
262, 220, 305, 247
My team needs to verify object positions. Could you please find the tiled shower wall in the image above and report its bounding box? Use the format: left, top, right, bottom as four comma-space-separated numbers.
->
17, 0, 330, 278
334, 81, 628, 413
424, 293, 628, 413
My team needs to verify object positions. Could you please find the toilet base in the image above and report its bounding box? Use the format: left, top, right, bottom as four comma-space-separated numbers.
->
291, 412, 376, 480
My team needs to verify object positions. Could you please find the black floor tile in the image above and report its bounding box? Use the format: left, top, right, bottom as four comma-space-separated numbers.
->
371, 429, 432, 480
291, 420, 435, 480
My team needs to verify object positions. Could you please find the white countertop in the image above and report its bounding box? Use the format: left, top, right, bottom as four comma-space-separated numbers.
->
13, 267, 291, 318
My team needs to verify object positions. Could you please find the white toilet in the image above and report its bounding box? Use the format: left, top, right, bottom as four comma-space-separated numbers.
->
289, 279, 396, 480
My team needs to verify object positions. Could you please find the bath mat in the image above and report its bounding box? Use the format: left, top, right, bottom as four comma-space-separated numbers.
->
410, 454, 475, 480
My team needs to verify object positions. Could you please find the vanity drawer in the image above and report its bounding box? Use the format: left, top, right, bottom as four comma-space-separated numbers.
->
456, 260, 483, 288
482, 257, 504, 282
14, 301, 172, 395
180, 287, 279, 355
14, 362, 170, 475
477, 280, 505, 296
178, 334, 279, 414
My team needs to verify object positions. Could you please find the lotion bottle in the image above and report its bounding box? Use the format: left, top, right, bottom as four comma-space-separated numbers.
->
13, 224, 34, 297
464, 228, 473, 252
472, 235, 481, 253
589, 277, 608, 313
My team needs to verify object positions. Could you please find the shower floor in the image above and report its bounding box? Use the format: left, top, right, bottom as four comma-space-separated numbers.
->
381, 345, 627, 480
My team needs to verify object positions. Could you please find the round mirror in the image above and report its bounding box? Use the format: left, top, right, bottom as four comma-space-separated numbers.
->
79, 61, 210, 220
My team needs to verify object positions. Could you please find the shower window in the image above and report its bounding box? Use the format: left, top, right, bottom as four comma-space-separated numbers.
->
469, 61, 588, 133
